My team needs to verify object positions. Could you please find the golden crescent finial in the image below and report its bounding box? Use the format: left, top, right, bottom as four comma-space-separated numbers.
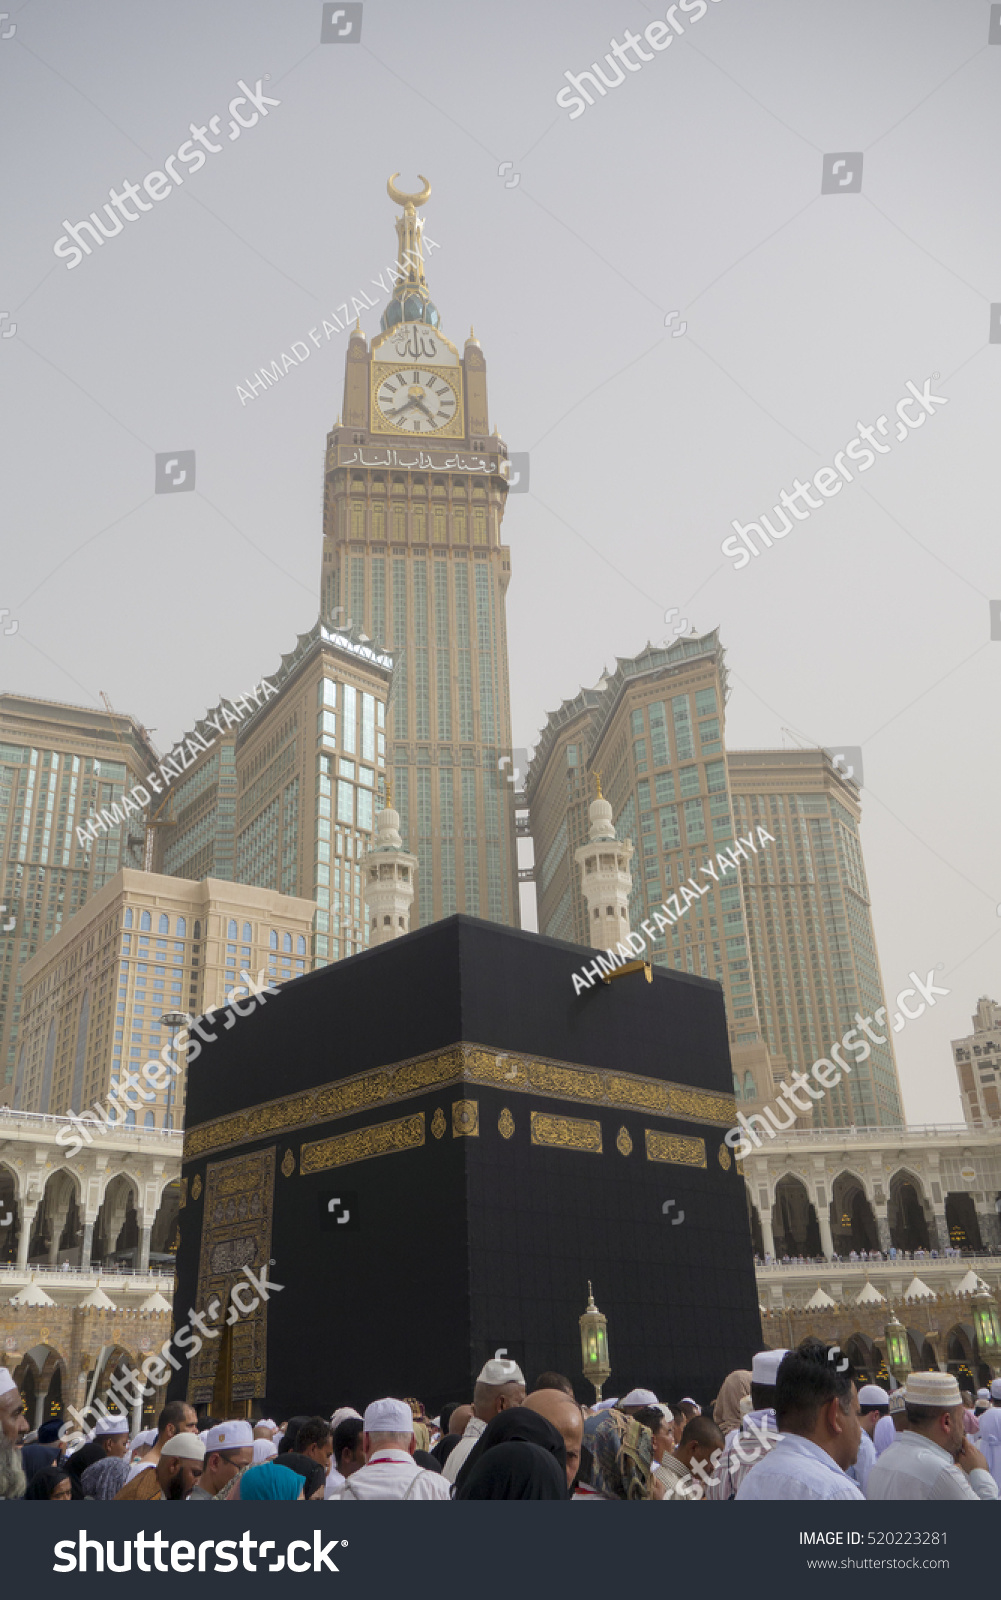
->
594, 770, 603, 799
387, 173, 431, 208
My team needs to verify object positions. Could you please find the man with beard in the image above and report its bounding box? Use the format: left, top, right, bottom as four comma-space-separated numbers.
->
0, 1368, 27, 1500
867, 1372, 998, 1501
115, 1433, 204, 1500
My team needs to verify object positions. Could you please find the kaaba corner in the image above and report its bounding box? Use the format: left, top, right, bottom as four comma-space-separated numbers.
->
171, 915, 762, 1417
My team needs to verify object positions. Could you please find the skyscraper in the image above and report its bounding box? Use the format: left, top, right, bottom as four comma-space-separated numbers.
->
319, 176, 519, 929
727, 749, 904, 1129
0, 694, 157, 1098
951, 995, 1001, 1129
528, 633, 784, 1115
528, 634, 905, 1129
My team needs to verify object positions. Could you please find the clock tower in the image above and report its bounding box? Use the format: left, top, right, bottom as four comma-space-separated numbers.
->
320, 176, 520, 936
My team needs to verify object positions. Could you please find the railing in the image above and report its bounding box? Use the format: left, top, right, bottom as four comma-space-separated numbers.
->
740, 1122, 996, 1144
756, 1252, 1001, 1275
0, 1107, 184, 1146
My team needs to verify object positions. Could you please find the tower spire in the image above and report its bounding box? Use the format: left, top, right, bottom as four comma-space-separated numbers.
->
382, 174, 440, 333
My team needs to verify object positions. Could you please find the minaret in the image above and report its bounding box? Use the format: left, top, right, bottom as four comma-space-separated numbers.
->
363, 787, 418, 944
575, 774, 634, 950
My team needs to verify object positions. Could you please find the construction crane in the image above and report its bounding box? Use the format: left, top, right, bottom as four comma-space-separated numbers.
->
99, 691, 174, 871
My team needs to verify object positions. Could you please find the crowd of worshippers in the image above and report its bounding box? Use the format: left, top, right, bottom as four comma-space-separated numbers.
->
1, 1347, 1000, 1502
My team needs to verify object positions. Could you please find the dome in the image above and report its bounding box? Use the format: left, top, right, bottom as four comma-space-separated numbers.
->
380, 283, 440, 333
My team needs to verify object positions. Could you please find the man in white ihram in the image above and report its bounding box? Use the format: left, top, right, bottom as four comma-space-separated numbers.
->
735, 1340, 864, 1502
442, 1356, 527, 1485
867, 1371, 998, 1501
333, 1398, 451, 1501
974, 1377, 1001, 1492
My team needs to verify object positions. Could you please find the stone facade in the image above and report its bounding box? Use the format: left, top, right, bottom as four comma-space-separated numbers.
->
0, 1111, 180, 1426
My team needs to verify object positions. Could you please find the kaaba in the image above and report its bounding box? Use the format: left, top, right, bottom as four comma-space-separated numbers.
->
171, 916, 761, 1417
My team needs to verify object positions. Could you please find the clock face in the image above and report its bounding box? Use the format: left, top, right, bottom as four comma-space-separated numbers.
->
374, 367, 459, 433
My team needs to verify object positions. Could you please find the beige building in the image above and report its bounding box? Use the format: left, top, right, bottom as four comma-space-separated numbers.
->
528, 633, 903, 1128
0, 695, 158, 1097
319, 177, 519, 931
0, 1108, 178, 1429
728, 749, 903, 1129
12, 870, 316, 1127
153, 620, 393, 966
953, 996, 1001, 1128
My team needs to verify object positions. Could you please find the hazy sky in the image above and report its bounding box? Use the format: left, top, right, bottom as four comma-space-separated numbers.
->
3, 0, 999, 1125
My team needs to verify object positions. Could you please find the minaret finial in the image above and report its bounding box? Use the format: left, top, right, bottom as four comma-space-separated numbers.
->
594, 770, 603, 800
384, 777, 393, 810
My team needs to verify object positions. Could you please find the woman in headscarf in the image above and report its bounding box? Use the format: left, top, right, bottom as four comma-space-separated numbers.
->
713, 1369, 752, 1436
81, 1454, 131, 1500
580, 1409, 656, 1500
236, 1462, 305, 1501
457, 1442, 569, 1500
453, 1406, 567, 1495
23, 1465, 74, 1501
277, 1451, 326, 1500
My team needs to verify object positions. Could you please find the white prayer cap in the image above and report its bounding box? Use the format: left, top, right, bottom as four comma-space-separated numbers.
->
95, 1415, 129, 1436
903, 1372, 962, 1408
619, 1388, 658, 1408
751, 1349, 788, 1386
257, 1417, 278, 1430
858, 1384, 889, 1408
161, 1433, 205, 1461
592, 1398, 619, 1412
991, 1379, 1001, 1400
888, 1391, 907, 1415
331, 1406, 363, 1430
204, 1420, 253, 1452
679, 1397, 701, 1412
0, 1368, 20, 1399
976, 1388, 990, 1401
363, 1397, 413, 1434
476, 1357, 525, 1387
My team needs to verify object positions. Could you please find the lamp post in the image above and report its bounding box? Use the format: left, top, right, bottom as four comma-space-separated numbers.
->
971, 1285, 1001, 1365
579, 1281, 611, 1403
884, 1310, 911, 1383
159, 1012, 188, 1130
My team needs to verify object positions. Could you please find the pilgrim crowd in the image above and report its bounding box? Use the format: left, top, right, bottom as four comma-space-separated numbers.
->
1, 1347, 1000, 1502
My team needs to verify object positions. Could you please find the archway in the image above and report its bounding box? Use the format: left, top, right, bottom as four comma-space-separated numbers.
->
25, 1345, 67, 1426
27, 1169, 82, 1267
830, 1171, 879, 1254
0, 1162, 15, 1265
93, 1174, 139, 1267
771, 1174, 821, 1258
888, 1171, 931, 1252
919, 1339, 940, 1372
945, 1193, 982, 1253
946, 1323, 976, 1387
844, 1332, 878, 1383
150, 1181, 181, 1269
747, 1195, 763, 1258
